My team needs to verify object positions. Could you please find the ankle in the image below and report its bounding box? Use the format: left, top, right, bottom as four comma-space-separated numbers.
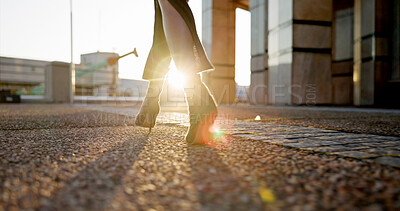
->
145, 80, 165, 98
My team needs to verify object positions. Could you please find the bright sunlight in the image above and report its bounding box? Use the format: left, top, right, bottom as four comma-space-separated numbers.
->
167, 61, 186, 89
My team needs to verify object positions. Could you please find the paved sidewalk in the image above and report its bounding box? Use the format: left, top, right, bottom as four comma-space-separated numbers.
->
80, 104, 400, 168
224, 121, 400, 168
1, 104, 400, 210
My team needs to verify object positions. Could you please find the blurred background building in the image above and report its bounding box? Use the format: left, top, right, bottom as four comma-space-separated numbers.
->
203, 0, 400, 106
75, 52, 120, 96
0, 52, 148, 100
0, 56, 47, 96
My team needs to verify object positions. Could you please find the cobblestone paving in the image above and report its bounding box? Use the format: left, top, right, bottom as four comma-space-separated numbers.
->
81, 105, 400, 168
219, 121, 400, 168
219, 105, 400, 137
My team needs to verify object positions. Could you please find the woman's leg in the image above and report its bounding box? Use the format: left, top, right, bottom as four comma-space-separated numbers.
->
157, 0, 197, 74
158, 0, 218, 144
135, 79, 165, 129
183, 75, 218, 145
135, 0, 170, 130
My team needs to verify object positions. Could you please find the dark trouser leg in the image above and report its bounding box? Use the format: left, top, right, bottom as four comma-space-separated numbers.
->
158, 0, 218, 144
135, 0, 171, 129
135, 80, 165, 129
183, 75, 218, 144
142, 0, 171, 81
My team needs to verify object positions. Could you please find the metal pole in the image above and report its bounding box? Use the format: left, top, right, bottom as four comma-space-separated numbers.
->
70, 0, 75, 103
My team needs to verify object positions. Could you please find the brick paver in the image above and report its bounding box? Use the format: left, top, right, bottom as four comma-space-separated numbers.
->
220, 120, 400, 168
80, 104, 400, 168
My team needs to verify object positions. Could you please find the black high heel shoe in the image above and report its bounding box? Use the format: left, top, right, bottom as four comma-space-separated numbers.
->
184, 76, 218, 145
135, 98, 160, 133
185, 105, 218, 145
135, 80, 164, 133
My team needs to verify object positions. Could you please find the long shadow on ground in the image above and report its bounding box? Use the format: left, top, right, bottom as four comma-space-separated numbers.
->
41, 136, 149, 210
187, 145, 264, 211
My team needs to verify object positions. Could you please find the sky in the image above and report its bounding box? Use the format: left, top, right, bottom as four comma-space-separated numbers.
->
0, 0, 250, 86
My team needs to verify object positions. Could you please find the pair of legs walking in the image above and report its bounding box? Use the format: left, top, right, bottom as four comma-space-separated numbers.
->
135, 0, 217, 145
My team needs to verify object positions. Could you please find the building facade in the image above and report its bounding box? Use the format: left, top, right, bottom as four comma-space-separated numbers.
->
75, 52, 119, 96
202, 0, 400, 106
0, 57, 47, 94
0, 52, 120, 96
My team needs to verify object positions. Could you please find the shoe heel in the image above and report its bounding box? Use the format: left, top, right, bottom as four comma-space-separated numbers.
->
186, 110, 218, 145
135, 113, 157, 128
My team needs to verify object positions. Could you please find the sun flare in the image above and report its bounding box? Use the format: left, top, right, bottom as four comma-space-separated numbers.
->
167, 61, 186, 88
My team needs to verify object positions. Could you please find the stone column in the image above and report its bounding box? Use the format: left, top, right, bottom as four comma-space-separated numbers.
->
45, 62, 73, 103
332, 0, 354, 105
249, 0, 268, 104
353, 0, 390, 106
268, 0, 332, 105
392, 0, 400, 82
387, 1, 400, 106
202, 0, 236, 104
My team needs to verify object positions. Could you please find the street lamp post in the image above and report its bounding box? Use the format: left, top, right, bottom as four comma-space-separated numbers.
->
70, 0, 75, 103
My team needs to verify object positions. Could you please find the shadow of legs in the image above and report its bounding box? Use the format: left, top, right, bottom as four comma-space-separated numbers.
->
187, 145, 264, 211
42, 136, 149, 210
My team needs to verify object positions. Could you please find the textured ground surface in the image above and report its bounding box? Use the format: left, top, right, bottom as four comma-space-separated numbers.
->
219, 105, 400, 137
1, 104, 400, 210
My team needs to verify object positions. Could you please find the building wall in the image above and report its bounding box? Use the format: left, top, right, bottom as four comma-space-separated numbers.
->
246, 0, 399, 106
249, 0, 268, 105
75, 52, 119, 96
392, 1, 400, 82
267, 0, 333, 105
353, 0, 392, 106
117, 79, 148, 98
332, 0, 354, 105
202, 0, 237, 104
0, 57, 47, 85
0, 52, 120, 97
